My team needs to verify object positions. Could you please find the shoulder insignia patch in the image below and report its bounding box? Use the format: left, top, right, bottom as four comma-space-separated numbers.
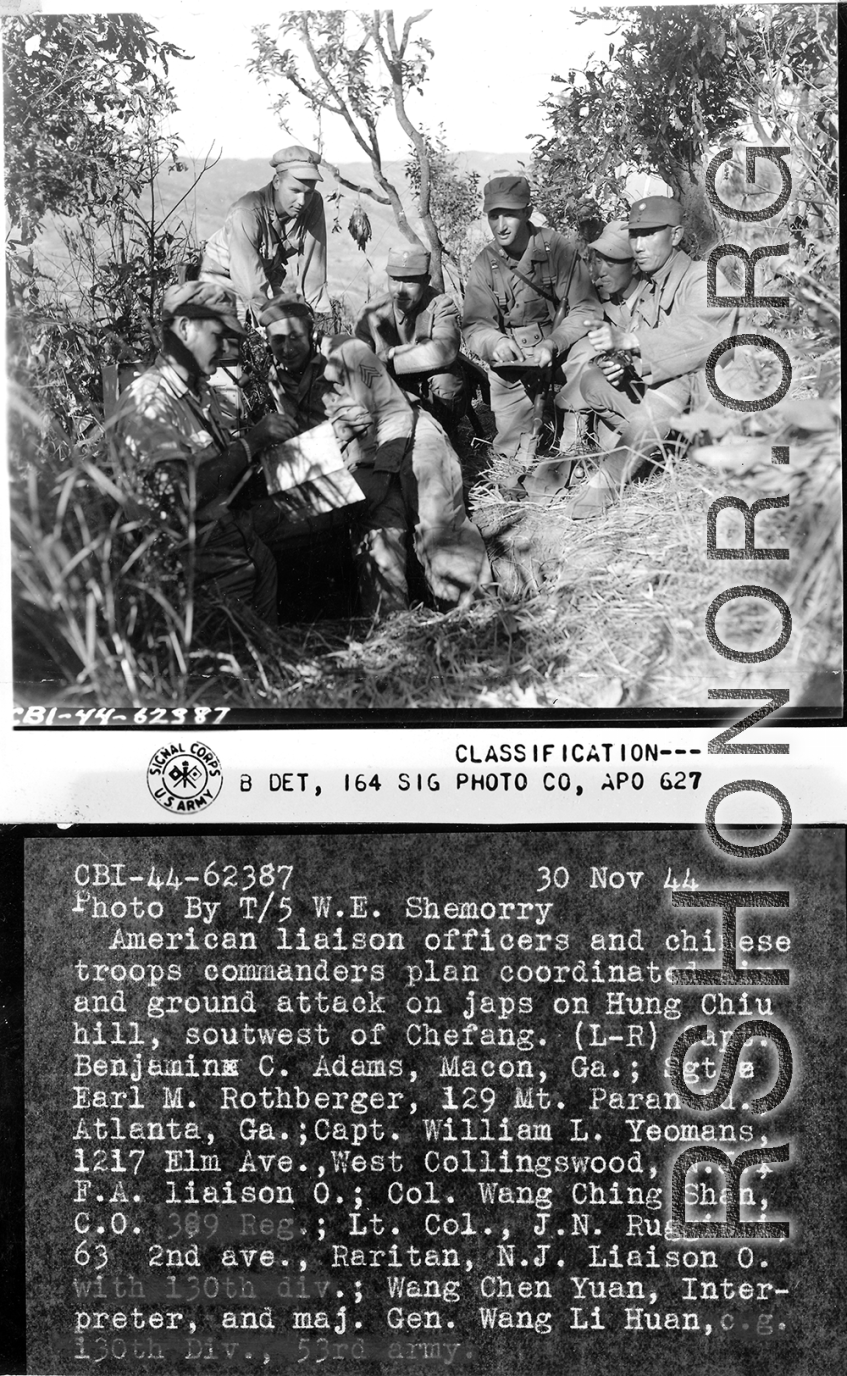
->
358, 363, 380, 388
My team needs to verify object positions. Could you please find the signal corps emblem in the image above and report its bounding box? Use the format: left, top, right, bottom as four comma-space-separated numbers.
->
147, 741, 223, 813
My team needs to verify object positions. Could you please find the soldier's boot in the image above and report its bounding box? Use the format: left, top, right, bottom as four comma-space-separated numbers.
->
498, 450, 532, 499
568, 446, 645, 520
498, 454, 538, 500
353, 526, 409, 618
534, 408, 584, 493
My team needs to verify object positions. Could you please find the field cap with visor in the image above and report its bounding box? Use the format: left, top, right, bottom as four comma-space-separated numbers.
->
270, 145, 323, 181
161, 282, 245, 336
386, 246, 431, 277
627, 196, 683, 229
258, 289, 315, 326
588, 220, 633, 260
483, 174, 531, 213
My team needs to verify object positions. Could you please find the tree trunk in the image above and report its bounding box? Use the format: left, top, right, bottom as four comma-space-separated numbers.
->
664, 163, 721, 259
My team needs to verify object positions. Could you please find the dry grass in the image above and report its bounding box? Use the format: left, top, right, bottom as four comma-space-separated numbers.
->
250, 439, 839, 711
13, 383, 841, 713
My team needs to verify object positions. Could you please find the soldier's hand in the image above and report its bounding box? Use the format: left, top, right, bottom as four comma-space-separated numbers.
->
328, 399, 372, 438
244, 413, 299, 456
595, 354, 626, 385
492, 336, 524, 365
529, 339, 557, 368
586, 321, 617, 354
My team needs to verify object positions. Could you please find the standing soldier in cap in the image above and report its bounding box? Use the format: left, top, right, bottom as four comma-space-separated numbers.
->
200, 146, 332, 320
353, 246, 467, 435
462, 173, 602, 488
112, 282, 297, 627
569, 195, 738, 519
254, 290, 490, 617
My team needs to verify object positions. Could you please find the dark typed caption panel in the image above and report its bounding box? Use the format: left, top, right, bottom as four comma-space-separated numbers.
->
22, 830, 847, 1376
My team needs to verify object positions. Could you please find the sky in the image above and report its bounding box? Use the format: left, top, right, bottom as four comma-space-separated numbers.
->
35, 2, 624, 164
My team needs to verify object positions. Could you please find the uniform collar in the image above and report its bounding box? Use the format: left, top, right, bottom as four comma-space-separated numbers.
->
262, 180, 282, 222
262, 179, 291, 230
609, 280, 638, 306
157, 355, 213, 407
527, 224, 550, 261
274, 349, 325, 392
640, 248, 691, 297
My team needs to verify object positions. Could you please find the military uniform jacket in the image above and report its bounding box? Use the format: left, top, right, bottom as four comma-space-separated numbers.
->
202, 182, 330, 317
462, 224, 601, 362
602, 290, 638, 329
113, 358, 237, 524
622, 249, 738, 385
354, 287, 461, 377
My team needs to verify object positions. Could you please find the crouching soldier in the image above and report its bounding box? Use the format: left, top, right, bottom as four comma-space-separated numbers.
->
462, 174, 602, 490
568, 196, 738, 519
354, 246, 469, 435
256, 291, 491, 617
112, 283, 296, 627
528, 220, 641, 500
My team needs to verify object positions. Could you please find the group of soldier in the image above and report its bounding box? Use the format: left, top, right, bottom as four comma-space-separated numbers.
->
113, 144, 737, 629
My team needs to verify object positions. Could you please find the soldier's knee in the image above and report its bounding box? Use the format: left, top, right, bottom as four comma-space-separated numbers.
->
577, 363, 614, 408
428, 372, 466, 407
624, 399, 677, 445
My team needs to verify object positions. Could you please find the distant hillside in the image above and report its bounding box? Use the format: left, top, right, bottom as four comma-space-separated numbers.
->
34, 152, 526, 317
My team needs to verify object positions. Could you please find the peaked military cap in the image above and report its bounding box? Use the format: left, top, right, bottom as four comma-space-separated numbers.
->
270, 145, 323, 181
588, 220, 633, 260
258, 288, 315, 326
483, 174, 531, 213
161, 281, 245, 335
386, 246, 431, 277
628, 196, 683, 229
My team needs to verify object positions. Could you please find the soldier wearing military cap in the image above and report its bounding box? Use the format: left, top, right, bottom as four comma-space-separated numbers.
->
558, 220, 639, 379
254, 291, 490, 617
586, 220, 639, 309
200, 145, 331, 320
354, 246, 467, 434
538, 219, 641, 497
569, 194, 738, 519
113, 282, 297, 626
462, 173, 602, 481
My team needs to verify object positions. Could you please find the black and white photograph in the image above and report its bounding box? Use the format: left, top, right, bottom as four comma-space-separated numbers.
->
4, 2, 841, 718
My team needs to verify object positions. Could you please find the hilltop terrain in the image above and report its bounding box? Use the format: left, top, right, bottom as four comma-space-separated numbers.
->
33, 152, 525, 316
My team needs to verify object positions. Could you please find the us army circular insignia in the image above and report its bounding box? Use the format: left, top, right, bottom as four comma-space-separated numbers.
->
147, 741, 223, 813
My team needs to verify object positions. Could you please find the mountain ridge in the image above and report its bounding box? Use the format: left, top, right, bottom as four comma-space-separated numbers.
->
33, 152, 527, 316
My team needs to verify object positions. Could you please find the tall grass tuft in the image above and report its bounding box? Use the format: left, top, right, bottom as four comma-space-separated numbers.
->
10, 386, 286, 708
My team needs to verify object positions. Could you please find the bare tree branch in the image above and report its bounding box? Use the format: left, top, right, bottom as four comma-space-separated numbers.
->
297, 15, 378, 164
373, 11, 441, 282
399, 10, 432, 57
160, 145, 223, 229
319, 158, 391, 206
